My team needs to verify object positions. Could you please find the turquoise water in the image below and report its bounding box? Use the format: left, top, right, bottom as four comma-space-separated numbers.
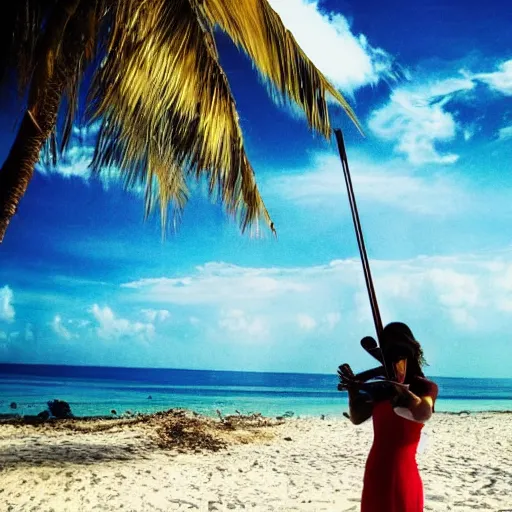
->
0, 364, 511, 418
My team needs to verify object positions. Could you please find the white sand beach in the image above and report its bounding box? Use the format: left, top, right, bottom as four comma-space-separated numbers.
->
0, 411, 510, 512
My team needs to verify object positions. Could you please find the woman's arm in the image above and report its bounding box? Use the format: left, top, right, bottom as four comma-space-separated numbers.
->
347, 386, 374, 425
337, 363, 374, 425
392, 380, 438, 423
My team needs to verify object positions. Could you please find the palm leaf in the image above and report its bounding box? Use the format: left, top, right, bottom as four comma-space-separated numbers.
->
199, 0, 362, 136
2, 1, 49, 91
5, 1, 109, 161
89, 0, 274, 233
1, 0, 360, 239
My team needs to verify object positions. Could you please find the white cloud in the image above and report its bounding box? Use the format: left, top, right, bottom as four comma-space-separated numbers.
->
219, 309, 268, 339
7, 250, 512, 375
475, 59, 512, 96
141, 309, 171, 322
123, 263, 308, 305
51, 315, 74, 340
498, 125, 512, 140
71, 121, 102, 139
427, 269, 480, 328
90, 304, 155, 341
427, 77, 476, 98
463, 126, 476, 141
368, 76, 475, 165
35, 122, 136, 194
36, 123, 99, 179
428, 268, 480, 308
368, 59, 512, 165
268, 0, 398, 93
0, 286, 15, 323
450, 308, 477, 330
324, 312, 341, 330
297, 313, 317, 330
120, 253, 512, 336
48, 145, 95, 178
266, 152, 468, 215
75, 319, 91, 328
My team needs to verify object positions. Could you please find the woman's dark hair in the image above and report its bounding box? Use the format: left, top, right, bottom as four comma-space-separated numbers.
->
381, 322, 427, 379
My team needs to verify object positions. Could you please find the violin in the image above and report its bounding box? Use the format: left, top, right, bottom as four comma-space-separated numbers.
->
337, 336, 396, 395
344, 364, 386, 384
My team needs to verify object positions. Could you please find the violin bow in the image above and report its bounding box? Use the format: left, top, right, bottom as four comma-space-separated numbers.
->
333, 129, 391, 380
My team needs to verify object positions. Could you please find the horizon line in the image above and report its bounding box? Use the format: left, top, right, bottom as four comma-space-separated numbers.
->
0, 362, 509, 380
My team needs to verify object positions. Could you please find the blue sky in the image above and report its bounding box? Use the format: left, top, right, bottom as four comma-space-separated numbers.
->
1, 0, 511, 378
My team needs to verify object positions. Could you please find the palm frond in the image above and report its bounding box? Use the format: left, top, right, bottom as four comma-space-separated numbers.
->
199, 0, 362, 137
59, 1, 112, 153
89, 0, 274, 233
3, 1, 50, 91
2, 0, 360, 239
5, 0, 83, 100
28, 1, 109, 165
1, 0, 108, 165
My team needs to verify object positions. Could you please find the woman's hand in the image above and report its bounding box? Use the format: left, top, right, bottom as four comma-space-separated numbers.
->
337, 363, 362, 391
338, 366, 405, 402
338, 364, 374, 425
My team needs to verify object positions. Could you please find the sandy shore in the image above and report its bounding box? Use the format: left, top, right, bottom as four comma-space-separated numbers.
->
0, 411, 510, 512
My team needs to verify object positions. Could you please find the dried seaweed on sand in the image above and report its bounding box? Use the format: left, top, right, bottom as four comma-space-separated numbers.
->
156, 410, 285, 453
1, 409, 286, 454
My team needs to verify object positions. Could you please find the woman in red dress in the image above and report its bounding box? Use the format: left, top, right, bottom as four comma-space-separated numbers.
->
342, 322, 438, 512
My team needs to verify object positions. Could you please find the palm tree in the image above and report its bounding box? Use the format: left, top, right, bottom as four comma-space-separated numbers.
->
0, 0, 360, 243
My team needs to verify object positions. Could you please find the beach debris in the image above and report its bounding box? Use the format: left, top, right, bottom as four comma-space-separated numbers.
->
1, 407, 287, 454
158, 414, 227, 453
111, 410, 117, 415
0, 413, 20, 421
156, 410, 285, 453
221, 412, 278, 429
37, 410, 50, 421
47, 399, 73, 419
284, 437, 292, 441
21, 414, 45, 424
9, 402, 17, 409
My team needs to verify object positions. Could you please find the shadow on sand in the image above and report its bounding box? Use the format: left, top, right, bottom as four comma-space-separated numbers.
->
0, 441, 153, 469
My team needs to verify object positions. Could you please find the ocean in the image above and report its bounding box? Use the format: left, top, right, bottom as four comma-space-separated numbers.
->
0, 364, 511, 419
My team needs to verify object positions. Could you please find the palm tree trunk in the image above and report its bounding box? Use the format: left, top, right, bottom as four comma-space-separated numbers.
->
0, 0, 83, 243
0, 95, 63, 243
0, 110, 55, 242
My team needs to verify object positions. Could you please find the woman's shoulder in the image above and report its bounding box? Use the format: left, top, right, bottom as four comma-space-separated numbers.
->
409, 376, 438, 398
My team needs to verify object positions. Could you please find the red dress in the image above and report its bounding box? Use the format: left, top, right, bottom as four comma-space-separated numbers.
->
361, 379, 437, 512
